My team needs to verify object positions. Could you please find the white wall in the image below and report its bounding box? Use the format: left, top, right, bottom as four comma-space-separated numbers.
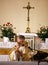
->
0, 0, 48, 33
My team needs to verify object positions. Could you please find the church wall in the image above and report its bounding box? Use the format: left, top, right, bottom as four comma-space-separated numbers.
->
0, 0, 48, 33
0, 0, 48, 45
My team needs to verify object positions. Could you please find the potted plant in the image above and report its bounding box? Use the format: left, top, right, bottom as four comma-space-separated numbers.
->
0, 22, 16, 41
37, 26, 48, 41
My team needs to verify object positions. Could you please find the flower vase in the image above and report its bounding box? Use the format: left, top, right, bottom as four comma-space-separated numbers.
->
3, 37, 9, 43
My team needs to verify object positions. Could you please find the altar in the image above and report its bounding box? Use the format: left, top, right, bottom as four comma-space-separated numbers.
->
0, 33, 48, 61
17, 33, 37, 50
0, 42, 16, 61
0, 33, 37, 61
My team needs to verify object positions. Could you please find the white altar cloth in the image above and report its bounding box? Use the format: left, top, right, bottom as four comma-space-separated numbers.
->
40, 43, 48, 49
0, 42, 16, 61
40, 38, 48, 49
0, 42, 16, 48
0, 55, 10, 61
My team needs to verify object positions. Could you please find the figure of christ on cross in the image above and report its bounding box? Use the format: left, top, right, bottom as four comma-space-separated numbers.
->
23, 2, 34, 33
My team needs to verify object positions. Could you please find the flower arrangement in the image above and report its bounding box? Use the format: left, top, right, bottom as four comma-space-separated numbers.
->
0, 22, 16, 41
37, 26, 48, 41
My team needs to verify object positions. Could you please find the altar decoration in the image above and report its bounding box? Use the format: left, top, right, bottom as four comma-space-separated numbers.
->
37, 26, 48, 41
0, 22, 16, 41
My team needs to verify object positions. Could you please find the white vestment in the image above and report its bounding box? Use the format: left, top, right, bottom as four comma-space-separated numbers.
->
12, 42, 25, 61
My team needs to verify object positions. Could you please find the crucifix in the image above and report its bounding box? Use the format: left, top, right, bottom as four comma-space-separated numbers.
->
23, 2, 34, 33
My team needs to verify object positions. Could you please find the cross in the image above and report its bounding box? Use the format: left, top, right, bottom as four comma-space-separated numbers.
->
23, 2, 34, 33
